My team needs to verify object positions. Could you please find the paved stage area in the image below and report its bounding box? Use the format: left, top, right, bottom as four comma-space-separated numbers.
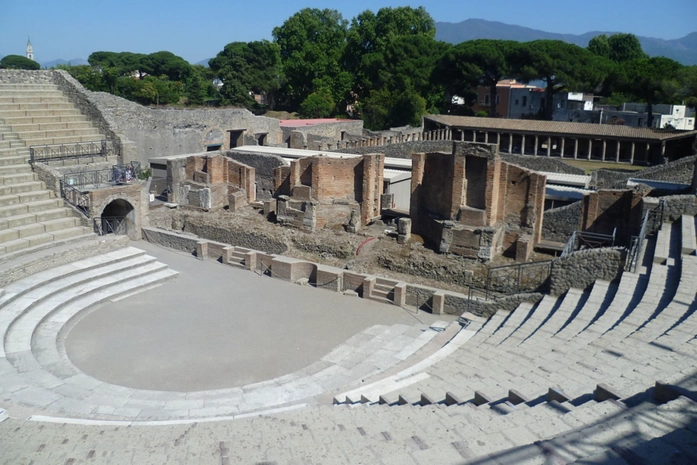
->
65, 240, 453, 392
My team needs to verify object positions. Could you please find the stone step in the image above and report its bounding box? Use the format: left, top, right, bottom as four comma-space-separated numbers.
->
0, 164, 32, 176
13, 127, 101, 139
0, 207, 72, 230
0, 155, 29, 167
0, 190, 54, 208
0, 225, 90, 255
2, 114, 89, 125
0, 141, 26, 151
0, 172, 37, 185
9, 120, 96, 132
0, 198, 62, 219
0, 95, 68, 104
0, 180, 46, 196
0, 101, 77, 111
0, 84, 62, 91
18, 134, 105, 146
0, 108, 83, 118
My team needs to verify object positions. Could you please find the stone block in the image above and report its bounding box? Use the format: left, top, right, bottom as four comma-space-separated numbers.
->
473, 391, 492, 406
420, 393, 436, 406
508, 389, 529, 405
291, 185, 312, 200
244, 251, 257, 271
444, 392, 462, 406
195, 241, 207, 261
654, 381, 681, 404
547, 387, 571, 403
393, 282, 407, 307
431, 291, 445, 315
193, 170, 209, 184
594, 383, 622, 402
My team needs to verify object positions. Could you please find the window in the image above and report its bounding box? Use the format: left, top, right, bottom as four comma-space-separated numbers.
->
484, 95, 490, 105
496, 95, 500, 104
515, 99, 519, 106
522, 96, 527, 107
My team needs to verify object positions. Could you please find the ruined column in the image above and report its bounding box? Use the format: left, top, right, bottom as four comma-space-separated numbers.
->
521, 135, 526, 155
616, 140, 621, 162
484, 131, 489, 144
560, 137, 566, 158
601, 140, 607, 161
534, 136, 539, 156
630, 142, 635, 164
508, 133, 513, 153
587, 139, 593, 160
397, 217, 412, 244
573, 138, 578, 159
546, 137, 551, 156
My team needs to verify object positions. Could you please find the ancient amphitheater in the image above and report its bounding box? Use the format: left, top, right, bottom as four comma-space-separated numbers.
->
0, 71, 696, 464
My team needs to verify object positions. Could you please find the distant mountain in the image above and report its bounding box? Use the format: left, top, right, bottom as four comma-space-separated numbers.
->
195, 58, 212, 67
40, 58, 88, 68
435, 19, 697, 65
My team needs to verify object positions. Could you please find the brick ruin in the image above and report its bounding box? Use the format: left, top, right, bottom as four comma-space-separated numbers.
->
410, 142, 547, 261
165, 153, 255, 211
272, 153, 384, 231
581, 189, 644, 239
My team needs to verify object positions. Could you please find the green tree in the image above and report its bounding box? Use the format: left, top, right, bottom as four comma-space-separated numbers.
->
515, 40, 610, 120
0, 55, 40, 70
299, 88, 335, 118
58, 64, 106, 91
272, 8, 348, 109
88, 51, 147, 77
209, 40, 282, 109
184, 65, 216, 106
437, 39, 518, 117
678, 66, 697, 108
621, 56, 683, 126
344, 6, 435, 101
588, 33, 646, 63
140, 51, 191, 81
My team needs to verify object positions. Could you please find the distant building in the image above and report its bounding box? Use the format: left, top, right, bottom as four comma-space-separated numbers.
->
26, 38, 33, 61
563, 103, 696, 131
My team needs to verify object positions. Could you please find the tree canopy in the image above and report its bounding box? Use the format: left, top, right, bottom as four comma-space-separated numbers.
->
272, 8, 348, 110
209, 41, 281, 109
0, 55, 40, 70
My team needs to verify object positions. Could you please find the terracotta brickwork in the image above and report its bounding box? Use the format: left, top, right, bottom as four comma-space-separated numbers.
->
410, 142, 546, 261
581, 189, 644, 238
273, 153, 384, 231
168, 153, 256, 210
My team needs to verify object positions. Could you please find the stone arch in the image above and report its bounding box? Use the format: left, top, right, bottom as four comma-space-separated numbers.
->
98, 198, 136, 239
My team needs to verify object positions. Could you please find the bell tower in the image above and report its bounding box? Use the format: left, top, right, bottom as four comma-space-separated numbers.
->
26, 37, 34, 61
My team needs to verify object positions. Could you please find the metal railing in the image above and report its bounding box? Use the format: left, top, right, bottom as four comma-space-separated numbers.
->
60, 161, 142, 216
485, 260, 553, 298
625, 201, 665, 273
29, 139, 116, 165
61, 161, 141, 189
93, 217, 127, 236
62, 184, 90, 215
561, 229, 617, 258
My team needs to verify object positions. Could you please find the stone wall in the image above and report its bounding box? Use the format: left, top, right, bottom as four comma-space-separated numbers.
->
659, 194, 697, 222
0, 69, 135, 162
224, 149, 287, 200
0, 236, 129, 286
284, 120, 364, 149
581, 189, 643, 241
593, 155, 697, 189
273, 153, 384, 230
410, 142, 546, 261
334, 140, 453, 159
462, 292, 544, 319
549, 247, 626, 295
500, 153, 586, 175
88, 182, 145, 240
542, 201, 583, 242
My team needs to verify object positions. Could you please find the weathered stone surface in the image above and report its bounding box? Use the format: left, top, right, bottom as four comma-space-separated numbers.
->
542, 201, 583, 243
549, 247, 626, 295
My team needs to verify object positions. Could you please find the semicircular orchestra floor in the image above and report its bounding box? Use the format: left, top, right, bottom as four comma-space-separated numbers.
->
0, 240, 453, 422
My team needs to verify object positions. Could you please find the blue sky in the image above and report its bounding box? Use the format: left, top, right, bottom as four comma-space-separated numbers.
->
2, 0, 696, 64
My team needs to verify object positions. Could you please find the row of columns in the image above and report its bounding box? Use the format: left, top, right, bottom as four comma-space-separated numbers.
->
453, 128, 659, 165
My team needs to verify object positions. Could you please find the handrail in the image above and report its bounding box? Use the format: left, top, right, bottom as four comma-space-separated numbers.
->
625, 200, 665, 273
93, 217, 127, 236
29, 139, 116, 165
61, 183, 90, 215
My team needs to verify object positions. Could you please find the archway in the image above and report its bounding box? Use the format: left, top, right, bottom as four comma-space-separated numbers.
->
98, 199, 135, 237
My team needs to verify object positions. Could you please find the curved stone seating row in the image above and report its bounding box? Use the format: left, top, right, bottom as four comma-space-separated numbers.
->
1, 384, 693, 464
353, 217, 696, 411
0, 245, 459, 421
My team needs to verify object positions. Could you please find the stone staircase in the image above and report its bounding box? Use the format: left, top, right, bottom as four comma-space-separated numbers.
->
0, 83, 106, 256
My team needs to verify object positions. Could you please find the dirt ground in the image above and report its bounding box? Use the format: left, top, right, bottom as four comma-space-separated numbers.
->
148, 205, 556, 295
